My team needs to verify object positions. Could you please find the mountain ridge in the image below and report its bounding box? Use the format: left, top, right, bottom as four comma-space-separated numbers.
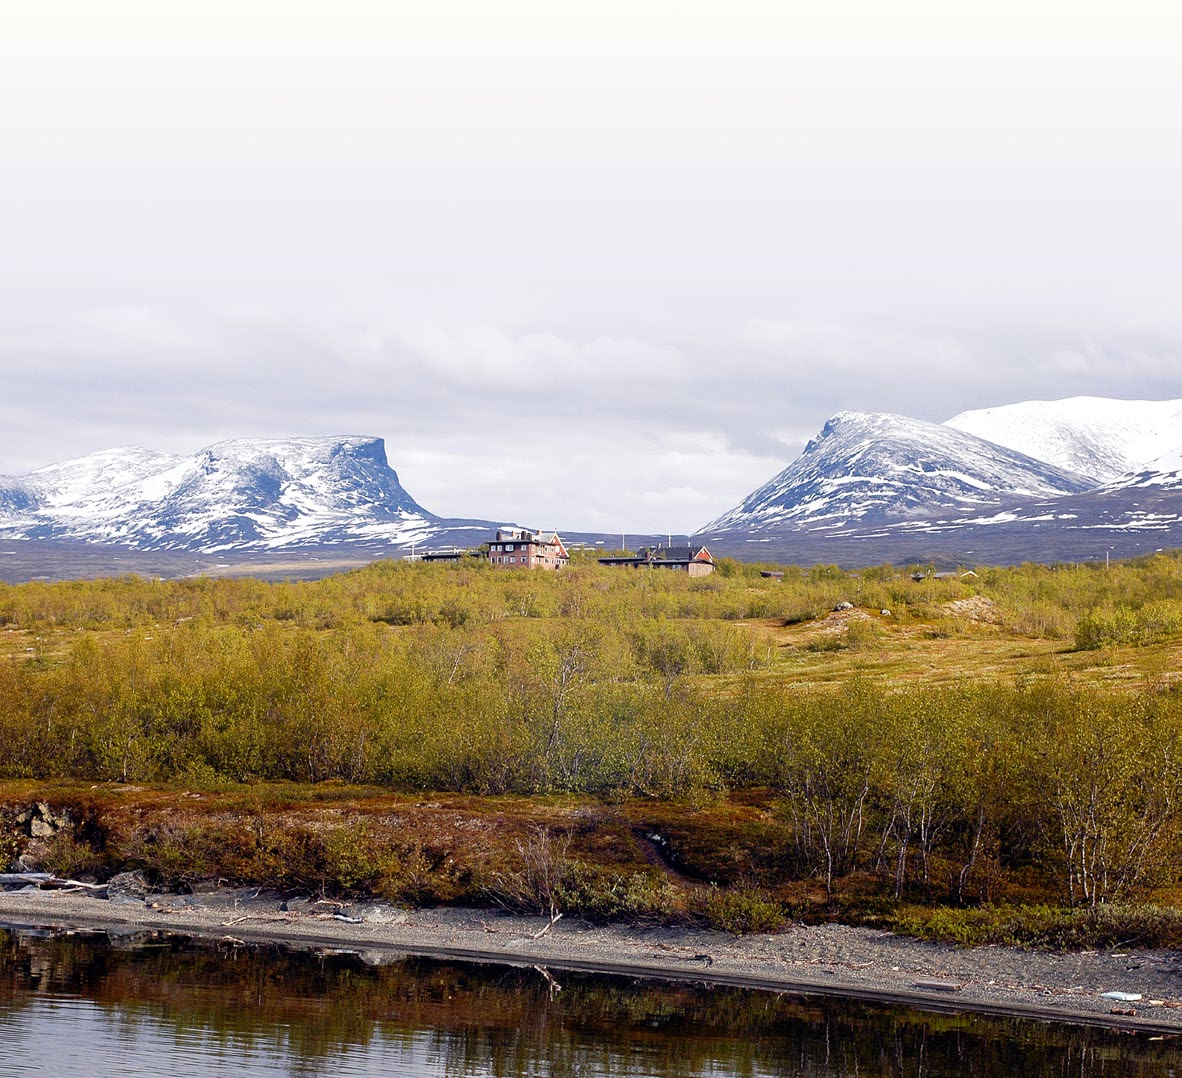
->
1103, 445, 1182, 492
3, 397, 1182, 567
944, 396, 1182, 481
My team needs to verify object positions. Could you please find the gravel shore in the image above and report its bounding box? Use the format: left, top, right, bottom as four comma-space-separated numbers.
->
3, 887, 1182, 1033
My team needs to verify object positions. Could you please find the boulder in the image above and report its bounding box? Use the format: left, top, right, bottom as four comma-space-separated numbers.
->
106, 870, 150, 899
21, 802, 72, 838
355, 903, 408, 925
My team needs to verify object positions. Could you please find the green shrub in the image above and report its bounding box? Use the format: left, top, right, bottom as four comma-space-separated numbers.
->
374, 844, 451, 907
699, 888, 787, 935
892, 903, 1182, 950
0, 807, 24, 871
1075, 605, 1140, 649
844, 618, 883, 650
556, 863, 682, 924
803, 633, 846, 652
1075, 600, 1182, 650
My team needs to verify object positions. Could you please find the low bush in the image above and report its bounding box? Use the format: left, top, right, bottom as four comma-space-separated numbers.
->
36, 831, 107, 880
557, 864, 683, 924
891, 903, 1182, 951
480, 826, 571, 916
1075, 601, 1182, 650
698, 887, 787, 935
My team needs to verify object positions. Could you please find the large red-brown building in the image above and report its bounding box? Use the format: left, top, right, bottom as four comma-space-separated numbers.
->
487, 527, 569, 570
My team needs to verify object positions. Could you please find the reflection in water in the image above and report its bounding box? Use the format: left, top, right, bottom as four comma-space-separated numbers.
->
0, 925, 1176, 1077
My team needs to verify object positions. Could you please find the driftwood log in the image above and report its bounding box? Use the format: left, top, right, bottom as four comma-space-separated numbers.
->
0, 872, 107, 892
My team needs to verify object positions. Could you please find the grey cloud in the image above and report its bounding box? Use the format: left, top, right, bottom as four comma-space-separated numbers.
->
4, 296, 1181, 530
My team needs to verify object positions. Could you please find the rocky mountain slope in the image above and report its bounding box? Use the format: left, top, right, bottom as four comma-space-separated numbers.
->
697, 411, 1093, 536
697, 399, 1182, 565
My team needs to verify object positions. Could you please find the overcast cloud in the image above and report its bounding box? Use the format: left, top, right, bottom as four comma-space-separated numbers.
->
2, 1, 1180, 532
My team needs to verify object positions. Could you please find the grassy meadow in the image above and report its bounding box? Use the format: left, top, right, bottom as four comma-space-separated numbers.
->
3, 551, 1182, 945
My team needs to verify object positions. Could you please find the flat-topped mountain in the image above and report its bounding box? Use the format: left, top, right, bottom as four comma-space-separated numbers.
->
0, 436, 484, 553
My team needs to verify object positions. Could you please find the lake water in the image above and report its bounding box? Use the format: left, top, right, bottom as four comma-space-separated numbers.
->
0, 924, 1176, 1077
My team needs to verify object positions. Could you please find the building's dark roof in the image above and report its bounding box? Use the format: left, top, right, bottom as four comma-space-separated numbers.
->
635, 546, 712, 562
598, 545, 714, 567
419, 548, 478, 562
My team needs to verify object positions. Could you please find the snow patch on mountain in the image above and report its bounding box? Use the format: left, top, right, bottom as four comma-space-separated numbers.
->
945, 397, 1182, 481
1102, 445, 1182, 491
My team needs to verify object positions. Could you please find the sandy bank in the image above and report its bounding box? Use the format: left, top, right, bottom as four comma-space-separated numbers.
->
3, 887, 1181, 1034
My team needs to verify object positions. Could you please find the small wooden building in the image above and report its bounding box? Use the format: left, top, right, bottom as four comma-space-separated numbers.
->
598, 545, 716, 576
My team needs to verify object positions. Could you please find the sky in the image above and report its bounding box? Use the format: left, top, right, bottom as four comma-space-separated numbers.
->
2, 0, 1180, 533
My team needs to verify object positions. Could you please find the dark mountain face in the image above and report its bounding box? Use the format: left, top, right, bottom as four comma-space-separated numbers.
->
0, 479, 38, 514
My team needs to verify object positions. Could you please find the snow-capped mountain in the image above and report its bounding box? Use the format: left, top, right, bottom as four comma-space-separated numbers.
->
0, 436, 481, 552
5, 397, 1182, 572
945, 397, 1182, 481
697, 411, 1093, 536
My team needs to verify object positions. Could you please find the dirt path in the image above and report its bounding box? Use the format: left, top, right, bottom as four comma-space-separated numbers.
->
2, 887, 1181, 1033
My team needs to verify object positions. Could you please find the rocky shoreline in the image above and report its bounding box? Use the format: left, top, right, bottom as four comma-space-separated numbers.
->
2, 884, 1182, 1034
